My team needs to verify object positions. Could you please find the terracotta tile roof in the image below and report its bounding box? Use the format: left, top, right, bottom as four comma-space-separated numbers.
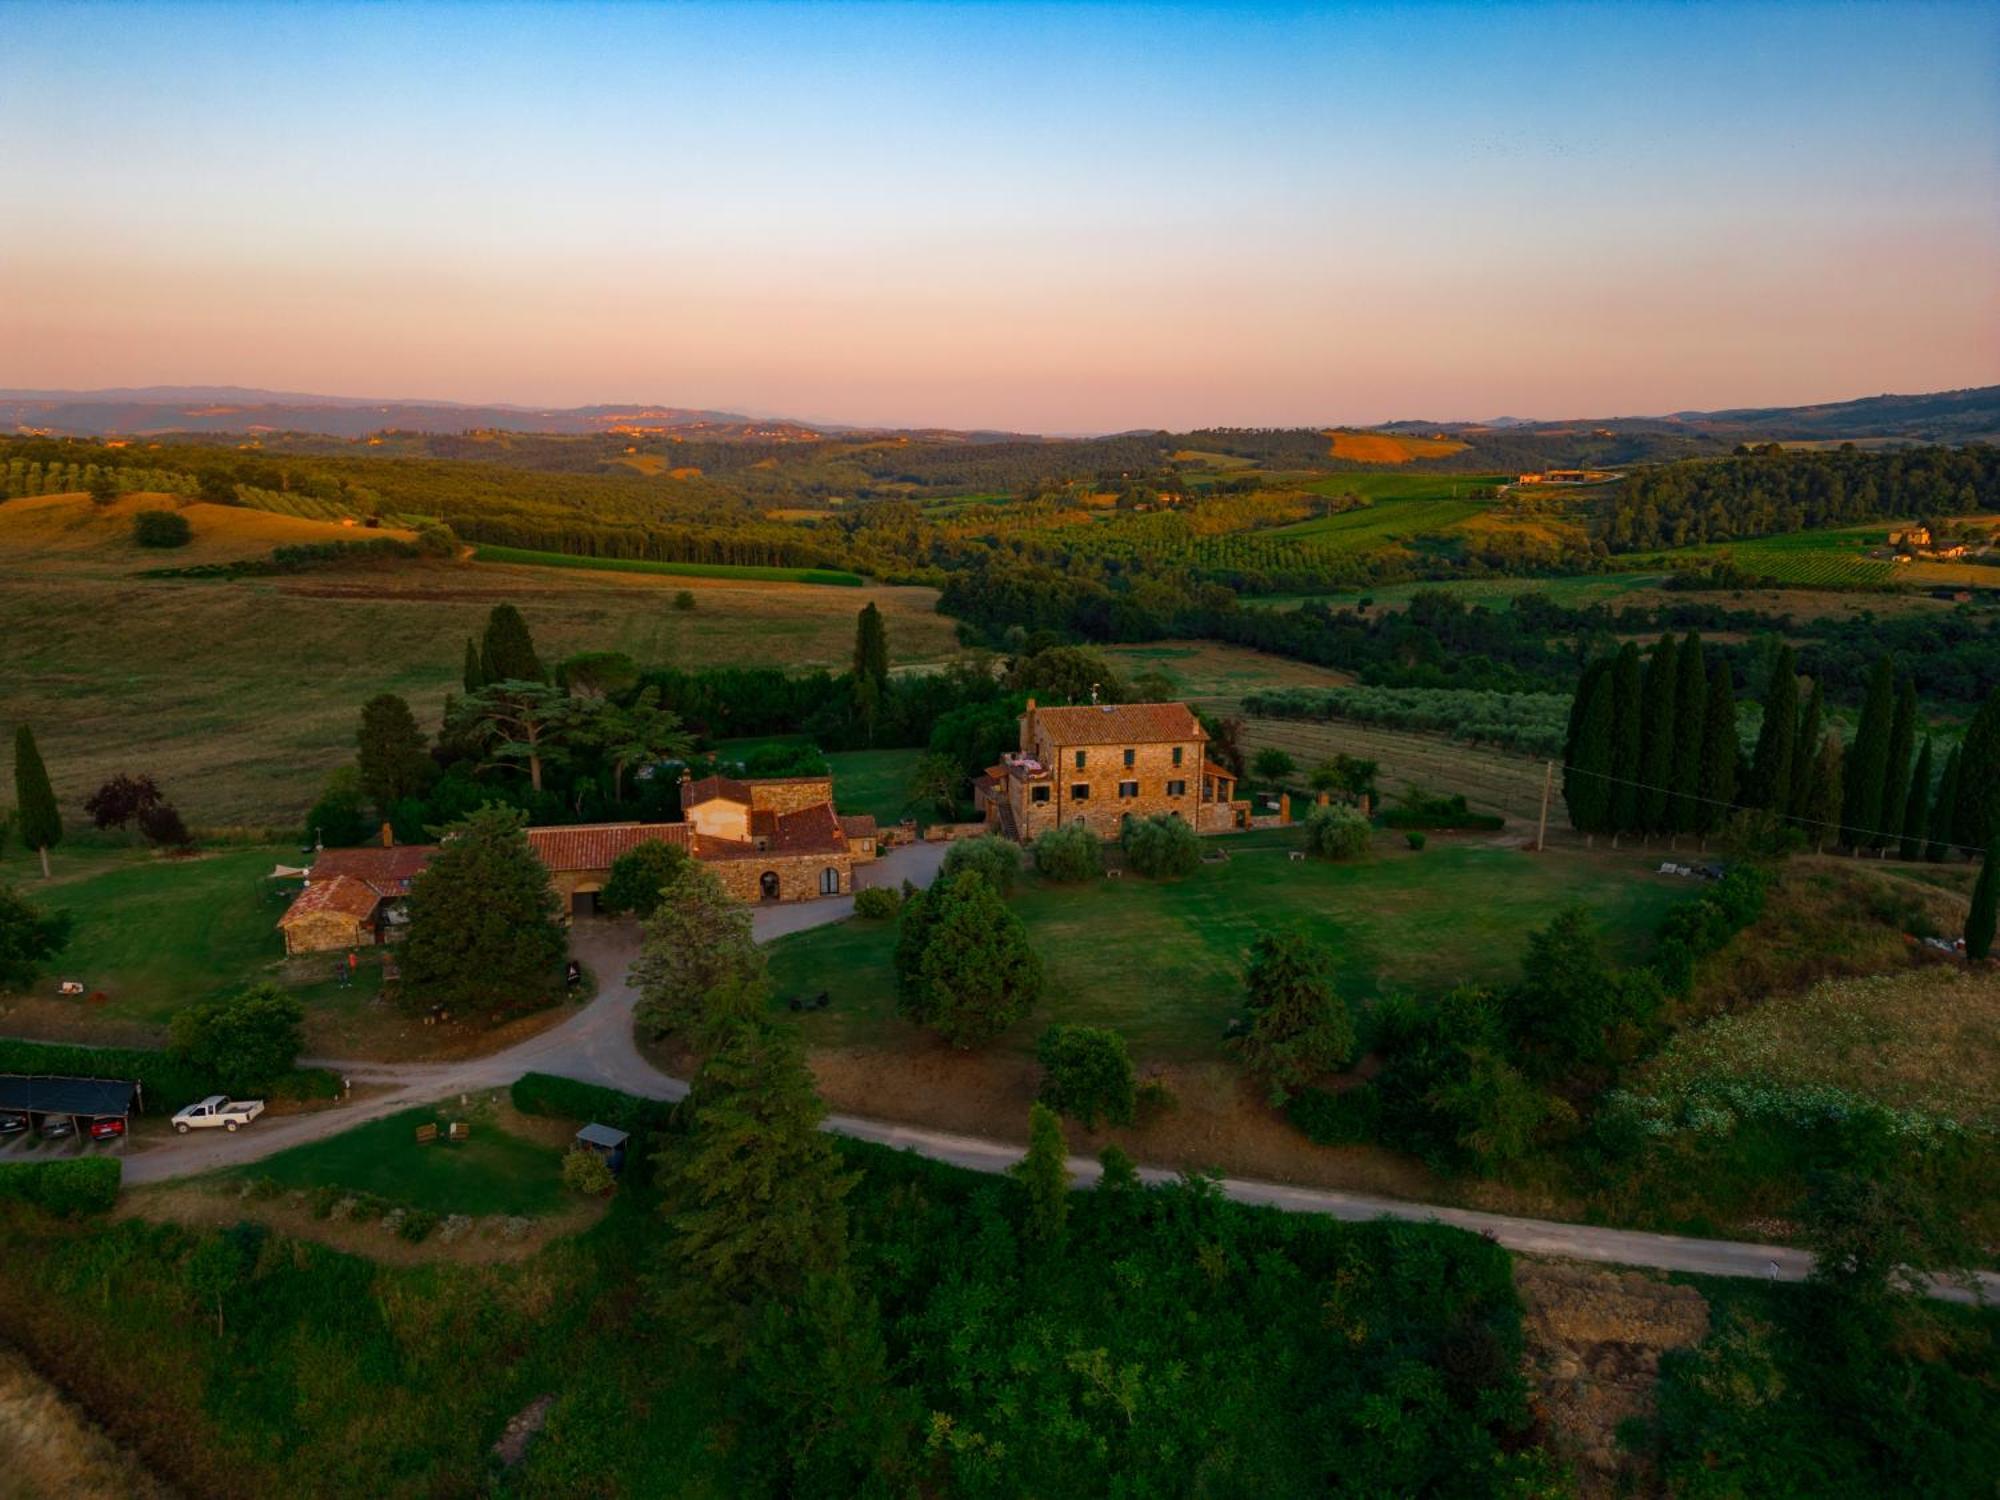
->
1029, 702, 1206, 747
1203, 760, 1239, 782
693, 803, 848, 861
279, 875, 381, 928
838, 814, 877, 839
310, 845, 436, 897
525, 822, 691, 872
682, 775, 750, 808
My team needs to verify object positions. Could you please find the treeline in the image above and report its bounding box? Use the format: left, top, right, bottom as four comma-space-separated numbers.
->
1565, 634, 2000, 856
1605, 445, 2000, 551
1245, 685, 1572, 757
1, 457, 197, 499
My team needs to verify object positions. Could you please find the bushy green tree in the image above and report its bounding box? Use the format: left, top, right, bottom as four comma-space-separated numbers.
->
1119, 812, 1201, 878
0, 882, 71, 988
894, 870, 1041, 1048
303, 766, 373, 848
11, 727, 60, 879
631, 861, 764, 1042
1008, 645, 1123, 704
663, 1012, 857, 1358
479, 603, 545, 683
598, 838, 690, 918
449, 680, 576, 793
940, 833, 1021, 896
1253, 747, 1296, 785
1747, 643, 1797, 815
131, 508, 191, 547
1235, 930, 1353, 1105
1372, 987, 1550, 1173
1301, 802, 1370, 860
400, 805, 566, 1019
1967, 846, 1997, 962
1036, 1024, 1135, 1128
1010, 1102, 1070, 1243
168, 983, 304, 1095
1031, 823, 1103, 882
1507, 906, 1649, 1080
356, 693, 431, 815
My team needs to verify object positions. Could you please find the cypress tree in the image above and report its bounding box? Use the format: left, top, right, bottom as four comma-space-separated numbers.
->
1803, 733, 1844, 853
1787, 679, 1823, 819
1841, 656, 1895, 850
1927, 745, 1961, 862
12, 726, 61, 879
1561, 658, 1608, 826
1954, 689, 2000, 852
1697, 657, 1738, 837
462, 638, 485, 693
851, 601, 890, 689
1568, 661, 1615, 838
1671, 631, 1707, 836
1968, 846, 1998, 963
1609, 642, 1644, 837
479, 603, 545, 684
1748, 644, 1796, 814
1899, 739, 1932, 862
1879, 678, 1917, 854
1637, 634, 1677, 835
356, 693, 431, 815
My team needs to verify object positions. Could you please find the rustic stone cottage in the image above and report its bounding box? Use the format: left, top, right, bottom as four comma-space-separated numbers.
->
975, 699, 1248, 841
681, 773, 876, 902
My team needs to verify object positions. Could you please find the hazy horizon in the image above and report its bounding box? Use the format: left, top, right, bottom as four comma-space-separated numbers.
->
4, 1, 1997, 432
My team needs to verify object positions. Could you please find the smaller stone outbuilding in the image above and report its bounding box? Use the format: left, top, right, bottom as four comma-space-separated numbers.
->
278, 874, 387, 956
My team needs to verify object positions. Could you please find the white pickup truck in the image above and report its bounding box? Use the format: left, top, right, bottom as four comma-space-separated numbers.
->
171, 1095, 266, 1134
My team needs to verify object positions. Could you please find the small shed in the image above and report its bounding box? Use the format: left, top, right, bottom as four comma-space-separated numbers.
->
574, 1121, 630, 1172
0, 1074, 140, 1136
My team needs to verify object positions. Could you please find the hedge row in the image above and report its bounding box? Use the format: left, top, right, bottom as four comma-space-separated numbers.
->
510, 1072, 676, 1135
0, 1158, 121, 1217
0, 1039, 336, 1115
1378, 807, 1506, 832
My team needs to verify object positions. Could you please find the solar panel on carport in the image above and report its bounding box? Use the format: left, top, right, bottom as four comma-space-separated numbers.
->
0, 1075, 139, 1117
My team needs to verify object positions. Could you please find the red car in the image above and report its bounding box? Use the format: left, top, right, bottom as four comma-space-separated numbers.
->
87, 1117, 126, 1141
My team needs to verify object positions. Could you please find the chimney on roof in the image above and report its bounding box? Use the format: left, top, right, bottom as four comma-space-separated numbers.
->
380, 822, 394, 849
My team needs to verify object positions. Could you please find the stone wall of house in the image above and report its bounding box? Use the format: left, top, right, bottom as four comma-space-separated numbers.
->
747, 779, 835, 816
705, 852, 853, 903
282, 911, 372, 957
1009, 738, 1205, 841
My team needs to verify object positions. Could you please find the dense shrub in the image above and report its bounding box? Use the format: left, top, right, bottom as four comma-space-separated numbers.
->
511, 1071, 674, 1135
939, 834, 1021, 896
1380, 791, 1505, 831
563, 1148, 617, 1197
1301, 803, 1372, 859
1119, 812, 1201, 878
597, 839, 690, 917
852, 885, 903, 919
0, 1157, 120, 1217
131, 508, 192, 547
1648, 864, 1770, 995
0, 1038, 214, 1114
169, 983, 305, 1096
1035, 1024, 1135, 1128
1286, 1084, 1382, 1146
1030, 823, 1104, 882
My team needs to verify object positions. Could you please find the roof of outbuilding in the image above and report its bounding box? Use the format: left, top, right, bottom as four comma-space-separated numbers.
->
525, 822, 691, 872
575, 1122, 630, 1148
279, 875, 382, 928
696, 802, 849, 860
1028, 702, 1206, 747
838, 814, 878, 839
309, 845, 436, 895
0, 1074, 138, 1117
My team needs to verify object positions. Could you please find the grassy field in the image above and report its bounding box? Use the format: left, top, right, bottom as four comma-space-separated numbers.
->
1099, 639, 1353, 706
1323, 431, 1470, 464
239, 1103, 567, 1216
0, 497, 954, 825
767, 840, 1683, 1059
1246, 572, 1670, 612
470, 542, 865, 586
0, 490, 415, 567
1241, 716, 1554, 824
711, 739, 926, 826
1627, 519, 2000, 592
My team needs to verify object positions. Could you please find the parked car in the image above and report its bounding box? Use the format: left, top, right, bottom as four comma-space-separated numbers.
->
39, 1116, 76, 1140
171, 1096, 265, 1134
88, 1117, 127, 1141
0, 1112, 28, 1136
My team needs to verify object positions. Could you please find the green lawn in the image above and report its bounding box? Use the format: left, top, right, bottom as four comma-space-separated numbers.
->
767, 839, 1685, 1059
825, 747, 923, 826
240, 1104, 566, 1216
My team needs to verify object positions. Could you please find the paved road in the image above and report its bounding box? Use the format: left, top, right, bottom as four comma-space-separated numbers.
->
105, 839, 1997, 1305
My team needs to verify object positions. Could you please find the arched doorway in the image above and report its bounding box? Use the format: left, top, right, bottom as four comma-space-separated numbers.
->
820, 866, 840, 896
759, 870, 780, 901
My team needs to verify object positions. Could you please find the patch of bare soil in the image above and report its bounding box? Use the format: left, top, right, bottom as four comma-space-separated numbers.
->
0, 1342, 176, 1500
117, 1180, 606, 1267
1514, 1262, 1709, 1498
301, 995, 580, 1063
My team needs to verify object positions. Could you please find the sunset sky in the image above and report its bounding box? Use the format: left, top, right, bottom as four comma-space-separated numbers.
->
3, 1, 1996, 432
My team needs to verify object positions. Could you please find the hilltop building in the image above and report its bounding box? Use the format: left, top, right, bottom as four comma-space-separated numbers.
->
975, 699, 1247, 841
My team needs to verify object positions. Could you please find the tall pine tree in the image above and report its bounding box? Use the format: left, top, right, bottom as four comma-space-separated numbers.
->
851, 601, 890, 689
1747, 644, 1797, 814
1609, 642, 1644, 837
1698, 657, 1738, 838
1637, 634, 1678, 835
1787, 679, 1823, 819
1879, 677, 1917, 855
12, 726, 61, 879
1899, 738, 1933, 862
1671, 631, 1707, 836
1927, 745, 1962, 862
1841, 656, 1895, 850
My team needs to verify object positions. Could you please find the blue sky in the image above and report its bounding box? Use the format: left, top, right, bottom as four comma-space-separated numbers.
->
2, 1, 1994, 429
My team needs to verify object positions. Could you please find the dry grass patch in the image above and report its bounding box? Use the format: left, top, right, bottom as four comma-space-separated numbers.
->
0, 1341, 174, 1500
0, 491, 413, 572
1242, 716, 1551, 823
1323, 430, 1468, 464
1099, 640, 1353, 706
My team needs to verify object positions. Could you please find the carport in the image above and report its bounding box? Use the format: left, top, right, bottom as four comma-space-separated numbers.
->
0, 1074, 141, 1142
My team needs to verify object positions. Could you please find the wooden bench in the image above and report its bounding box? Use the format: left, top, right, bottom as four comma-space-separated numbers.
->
447, 1122, 471, 1143
1287, 850, 1306, 862
414, 1123, 439, 1145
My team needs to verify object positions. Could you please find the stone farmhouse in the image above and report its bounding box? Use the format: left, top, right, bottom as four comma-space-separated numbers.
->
975, 699, 1247, 841
279, 774, 876, 955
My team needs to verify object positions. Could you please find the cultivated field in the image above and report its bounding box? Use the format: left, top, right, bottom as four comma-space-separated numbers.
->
1629, 519, 2000, 592
0, 490, 416, 567
1240, 716, 1556, 826
1100, 639, 1353, 706
1322, 430, 1469, 464
0, 500, 954, 825
470, 543, 865, 586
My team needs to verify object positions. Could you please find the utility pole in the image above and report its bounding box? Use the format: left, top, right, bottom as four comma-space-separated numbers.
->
1536, 759, 1554, 852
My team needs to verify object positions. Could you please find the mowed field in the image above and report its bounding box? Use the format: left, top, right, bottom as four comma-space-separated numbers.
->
1322, 431, 1469, 464
0, 494, 954, 827
767, 839, 1683, 1060
1099, 639, 1353, 706
1241, 717, 1555, 826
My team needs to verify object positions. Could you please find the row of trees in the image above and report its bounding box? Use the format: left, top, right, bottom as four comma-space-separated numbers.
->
1563, 632, 1736, 840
